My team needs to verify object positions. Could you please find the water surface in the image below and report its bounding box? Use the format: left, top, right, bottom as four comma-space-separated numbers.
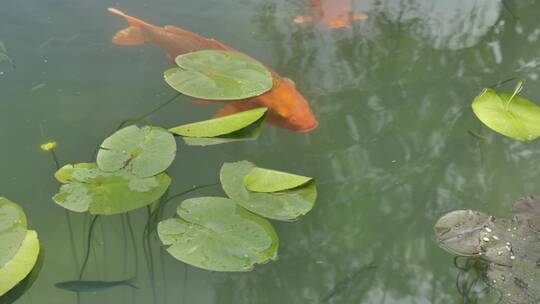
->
1, 0, 540, 303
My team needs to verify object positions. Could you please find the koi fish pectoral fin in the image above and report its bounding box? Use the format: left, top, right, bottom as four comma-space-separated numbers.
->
193, 98, 220, 105
111, 26, 145, 45
213, 102, 258, 118
293, 16, 315, 24
214, 104, 246, 117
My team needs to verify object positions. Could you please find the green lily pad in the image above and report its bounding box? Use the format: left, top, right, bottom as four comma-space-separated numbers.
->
0, 198, 40, 297
182, 114, 265, 146
97, 125, 176, 178
0, 198, 27, 268
0, 231, 39, 296
244, 167, 313, 193
164, 50, 272, 100
157, 196, 278, 272
220, 161, 317, 221
472, 88, 540, 141
169, 107, 267, 138
53, 163, 171, 215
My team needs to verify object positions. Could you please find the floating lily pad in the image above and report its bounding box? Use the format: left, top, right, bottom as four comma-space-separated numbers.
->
182, 115, 265, 146
169, 107, 267, 138
220, 161, 317, 221
472, 88, 540, 141
0, 231, 39, 297
0, 198, 40, 297
97, 125, 176, 178
157, 197, 278, 272
435, 197, 540, 303
0, 198, 27, 268
164, 50, 272, 100
244, 167, 312, 193
53, 163, 170, 215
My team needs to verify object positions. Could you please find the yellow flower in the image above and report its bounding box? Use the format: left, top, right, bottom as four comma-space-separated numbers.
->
40, 141, 57, 151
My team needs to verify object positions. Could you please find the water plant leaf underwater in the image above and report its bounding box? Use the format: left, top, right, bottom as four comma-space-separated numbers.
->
244, 167, 313, 193
220, 161, 317, 221
169, 107, 267, 137
164, 50, 273, 100
97, 125, 176, 178
0, 198, 40, 297
52, 163, 171, 215
512, 196, 540, 232
157, 196, 278, 272
471, 87, 540, 141
434, 197, 540, 304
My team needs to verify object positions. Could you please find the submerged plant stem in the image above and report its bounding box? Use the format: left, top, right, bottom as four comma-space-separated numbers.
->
50, 150, 60, 169
78, 215, 99, 279
91, 92, 181, 160
125, 213, 138, 277
118, 92, 182, 129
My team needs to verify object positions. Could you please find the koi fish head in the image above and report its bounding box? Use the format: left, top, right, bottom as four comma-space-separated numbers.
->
260, 78, 318, 132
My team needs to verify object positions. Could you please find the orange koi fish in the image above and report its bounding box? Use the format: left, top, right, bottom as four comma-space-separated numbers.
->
294, 0, 368, 29
108, 8, 318, 132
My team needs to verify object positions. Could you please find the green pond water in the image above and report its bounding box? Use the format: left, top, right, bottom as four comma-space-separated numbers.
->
2, 0, 540, 303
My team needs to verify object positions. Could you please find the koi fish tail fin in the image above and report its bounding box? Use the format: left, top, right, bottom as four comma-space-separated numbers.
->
108, 8, 155, 45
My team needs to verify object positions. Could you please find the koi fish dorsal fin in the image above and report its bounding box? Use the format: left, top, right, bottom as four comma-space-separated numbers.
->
112, 26, 145, 45
108, 8, 160, 45
164, 25, 232, 51
108, 8, 155, 28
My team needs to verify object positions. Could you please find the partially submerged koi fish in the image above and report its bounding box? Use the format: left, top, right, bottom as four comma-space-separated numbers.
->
108, 8, 318, 132
294, 0, 368, 29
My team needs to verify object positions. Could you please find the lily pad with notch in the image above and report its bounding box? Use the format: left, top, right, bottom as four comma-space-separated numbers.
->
0, 198, 40, 297
170, 107, 267, 146
220, 161, 317, 221
472, 86, 540, 141
97, 125, 176, 178
164, 50, 273, 100
53, 163, 171, 215
157, 196, 278, 272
